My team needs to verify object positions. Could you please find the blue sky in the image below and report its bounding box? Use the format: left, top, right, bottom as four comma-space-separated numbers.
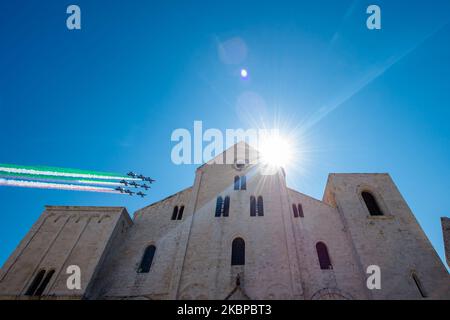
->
0, 0, 449, 269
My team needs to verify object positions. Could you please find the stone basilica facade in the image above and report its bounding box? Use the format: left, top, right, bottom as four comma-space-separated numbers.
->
0, 142, 449, 300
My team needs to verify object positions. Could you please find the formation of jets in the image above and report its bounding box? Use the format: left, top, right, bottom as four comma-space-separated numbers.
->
127, 172, 156, 183
115, 186, 138, 196
115, 172, 155, 198
129, 181, 139, 188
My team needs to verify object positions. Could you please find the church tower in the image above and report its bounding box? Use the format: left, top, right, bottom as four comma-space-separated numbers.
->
175, 141, 304, 299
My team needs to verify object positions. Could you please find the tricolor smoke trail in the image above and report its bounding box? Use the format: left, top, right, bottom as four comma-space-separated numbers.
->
0, 172, 123, 186
0, 178, 120, 194
0, 163, 149, 195
0, 164, 139, 181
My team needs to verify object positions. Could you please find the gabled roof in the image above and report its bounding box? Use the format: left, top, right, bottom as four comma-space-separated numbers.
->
197, 141, 260, 170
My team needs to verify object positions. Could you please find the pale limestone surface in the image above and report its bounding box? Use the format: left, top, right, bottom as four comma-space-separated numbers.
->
0, 143, 448, 300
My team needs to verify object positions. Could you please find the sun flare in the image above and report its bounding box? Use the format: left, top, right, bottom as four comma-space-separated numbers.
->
258, 133, 293, 169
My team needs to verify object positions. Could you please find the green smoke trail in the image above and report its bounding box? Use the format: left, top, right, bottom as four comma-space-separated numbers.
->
0, 164, 138, 181
0, 178, 120, 194
0, 172, 122, 186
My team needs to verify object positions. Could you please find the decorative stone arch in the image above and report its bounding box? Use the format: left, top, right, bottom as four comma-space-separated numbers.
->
228, 233, 246, 248
74, 216, 82, 223
98, 215, 110, 223
87, 215, 100, 223
50, 215, 60, 223
310, 288, 353, 300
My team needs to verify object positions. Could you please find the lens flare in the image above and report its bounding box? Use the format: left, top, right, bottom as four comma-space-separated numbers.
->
258, 132, 293, 169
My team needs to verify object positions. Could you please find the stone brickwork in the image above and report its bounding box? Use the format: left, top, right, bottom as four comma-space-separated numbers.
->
323, 174, 450, 299
0, 143, 449, 300
91, 187, 193, 299
442, 217, 450, 268
0, 206, 130, 299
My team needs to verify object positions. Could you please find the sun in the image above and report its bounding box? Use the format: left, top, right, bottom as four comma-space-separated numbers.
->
258, 132, 293, 169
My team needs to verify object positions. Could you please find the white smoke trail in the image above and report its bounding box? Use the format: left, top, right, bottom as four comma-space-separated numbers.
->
0, 167, 140, 181
0, 174, 124, 187
77, 180, 123, 186
0, 178, 122, 194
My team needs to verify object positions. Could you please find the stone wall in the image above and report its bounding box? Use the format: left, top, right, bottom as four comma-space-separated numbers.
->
288, 188, 368, 299
1, 144, 448, 300
0, 206, 128, 299
94, 187, 193, 299
324, 173, 450, 299
178, 158, 302, 299
441, 217, 450, 268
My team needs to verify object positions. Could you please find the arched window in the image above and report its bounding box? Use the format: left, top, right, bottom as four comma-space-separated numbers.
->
34, 269, 55, 296
138, 245, 156, 273
171, 206, 179, 220
231, 238, 245, 265
362, 191, 383, 216
412, 273, 427, 298
215, 196, 230, 217
240, 175, 247, 190
215, 196, 223, 217
297, 204, 304, 218
25, 269, 46, 296
177, 206, 184, 220
223, 196, 230, 217
292, 204, 298, 218
234, 175, 246, 190
316, 242, 332, 270
257, 196, 264, 216
250, 196, 256, 216
234, 176, 240, 190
